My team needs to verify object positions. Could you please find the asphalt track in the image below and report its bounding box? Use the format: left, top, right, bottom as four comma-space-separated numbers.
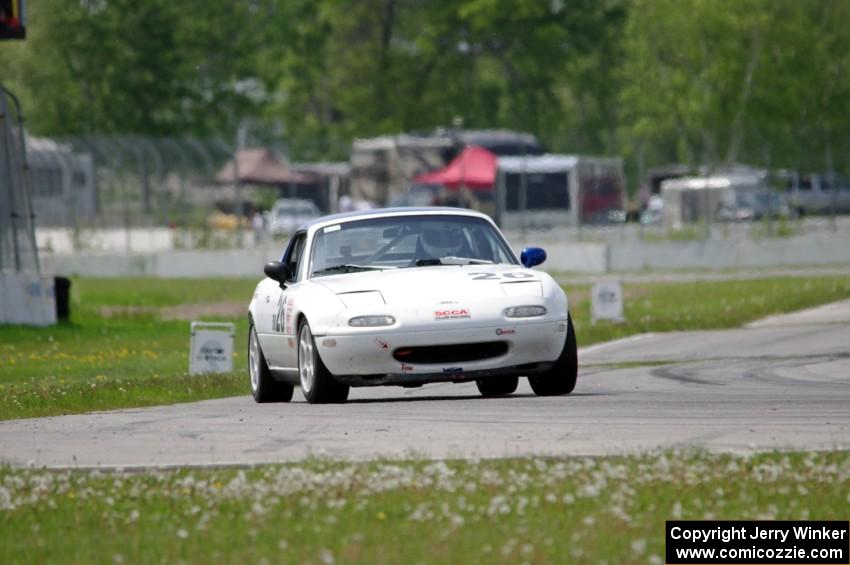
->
1, 301, 848, 469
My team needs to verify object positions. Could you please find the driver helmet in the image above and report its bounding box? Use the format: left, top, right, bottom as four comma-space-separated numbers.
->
420, 227, 464, 258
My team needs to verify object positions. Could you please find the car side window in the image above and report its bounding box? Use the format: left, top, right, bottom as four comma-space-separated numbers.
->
283, 233, 306, 283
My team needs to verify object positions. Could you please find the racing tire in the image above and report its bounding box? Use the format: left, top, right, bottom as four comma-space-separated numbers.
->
249, 322, 294, 403
298, 320, 350, 404
528, 314, 578, 396
476, 375, 518, 397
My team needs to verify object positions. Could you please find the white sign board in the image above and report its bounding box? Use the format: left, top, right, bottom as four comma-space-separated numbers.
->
0, 271, 56, 326
189, 321, 235, 374
591, 280, 624, 323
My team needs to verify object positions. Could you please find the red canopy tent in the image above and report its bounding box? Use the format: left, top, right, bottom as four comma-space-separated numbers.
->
413, 145, 497, 192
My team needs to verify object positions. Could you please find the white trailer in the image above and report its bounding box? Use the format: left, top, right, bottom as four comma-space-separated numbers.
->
495, 155, 625, 229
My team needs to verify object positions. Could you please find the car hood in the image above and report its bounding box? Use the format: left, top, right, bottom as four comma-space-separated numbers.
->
312, 264, 543, 305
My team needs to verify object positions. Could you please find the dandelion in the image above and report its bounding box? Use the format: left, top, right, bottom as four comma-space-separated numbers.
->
501, 538, 517, 557
177, 528, 189, 539
319, 549, 334, 565
631, 539, 646, 555
671, 501, 683, 519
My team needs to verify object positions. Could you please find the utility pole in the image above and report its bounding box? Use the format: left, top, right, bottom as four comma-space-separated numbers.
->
234, 122, 247, 246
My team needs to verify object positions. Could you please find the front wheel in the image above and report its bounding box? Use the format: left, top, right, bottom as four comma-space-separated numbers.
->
298, 321, 349, 404
476, 375, 518, 397
528, 315, 578, 396
249, 322, 293, 403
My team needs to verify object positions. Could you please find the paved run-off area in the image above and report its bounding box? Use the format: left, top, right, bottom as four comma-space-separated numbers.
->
1, 302, 849, 468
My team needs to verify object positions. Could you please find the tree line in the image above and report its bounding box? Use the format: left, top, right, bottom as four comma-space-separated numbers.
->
1, 0, 848, 183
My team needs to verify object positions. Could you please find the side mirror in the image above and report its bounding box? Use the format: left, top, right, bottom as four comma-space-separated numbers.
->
520, 247, 547, 268
264, 261, 291, 282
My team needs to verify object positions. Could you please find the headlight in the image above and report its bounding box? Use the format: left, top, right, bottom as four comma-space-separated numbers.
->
504, 305, 547, 318
348, 315, 396, 327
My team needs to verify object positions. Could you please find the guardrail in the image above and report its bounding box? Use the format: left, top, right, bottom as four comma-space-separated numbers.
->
39, 234, 850, 278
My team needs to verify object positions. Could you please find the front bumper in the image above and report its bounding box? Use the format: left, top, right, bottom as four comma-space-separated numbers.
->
332, 362, 556, 387
316, 319, 567, 383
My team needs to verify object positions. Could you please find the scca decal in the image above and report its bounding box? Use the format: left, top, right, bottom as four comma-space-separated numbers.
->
434, 308, 471, 320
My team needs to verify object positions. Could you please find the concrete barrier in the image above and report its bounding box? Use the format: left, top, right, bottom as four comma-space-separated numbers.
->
39, 235, 850, 278
609, 240, 738, 271
607, 236, 850, 272
43, 249, 280, 279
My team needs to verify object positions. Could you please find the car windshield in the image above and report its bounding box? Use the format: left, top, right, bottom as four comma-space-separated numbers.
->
733, 189, 780, 210
310, 215, 517, 277
276, 201, 319, 216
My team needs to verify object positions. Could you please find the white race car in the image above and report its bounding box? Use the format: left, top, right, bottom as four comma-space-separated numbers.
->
247, 207, 577, 404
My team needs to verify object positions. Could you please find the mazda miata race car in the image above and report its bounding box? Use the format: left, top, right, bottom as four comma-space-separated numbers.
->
248, 207, 577, 404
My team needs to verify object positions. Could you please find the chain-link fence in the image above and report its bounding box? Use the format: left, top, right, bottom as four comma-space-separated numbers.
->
17, 123, 850, 254
25, 134, 254, 252
0, 86, 40, 273
39, 135, 236, 228
26, 131, 357, 253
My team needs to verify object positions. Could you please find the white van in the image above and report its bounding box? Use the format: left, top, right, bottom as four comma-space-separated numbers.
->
267, 198, 322, 235
772, 171, 850, 215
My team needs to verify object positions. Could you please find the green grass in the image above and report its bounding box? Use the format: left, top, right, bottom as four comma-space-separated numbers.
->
0, 277, 255, 420
1, 451, 848, 564
1, 275, 849, 421
564, 276, 850, 347
0, 278, 256, 383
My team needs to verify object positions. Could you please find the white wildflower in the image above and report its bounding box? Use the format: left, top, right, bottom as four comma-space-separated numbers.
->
631, 539, 646, 554
671, 501, 683, 519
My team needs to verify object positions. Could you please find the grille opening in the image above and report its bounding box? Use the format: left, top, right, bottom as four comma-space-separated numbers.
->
392, 341, 508, 364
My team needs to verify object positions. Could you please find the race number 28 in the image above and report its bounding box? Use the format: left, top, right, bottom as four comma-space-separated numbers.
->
468, 272, 535, 281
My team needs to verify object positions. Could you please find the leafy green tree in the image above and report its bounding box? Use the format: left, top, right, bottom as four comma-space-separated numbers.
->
4, 0, 847, 178
257, 0, 626, 158
1, 0, 267, 137
618, 0, 850, 174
